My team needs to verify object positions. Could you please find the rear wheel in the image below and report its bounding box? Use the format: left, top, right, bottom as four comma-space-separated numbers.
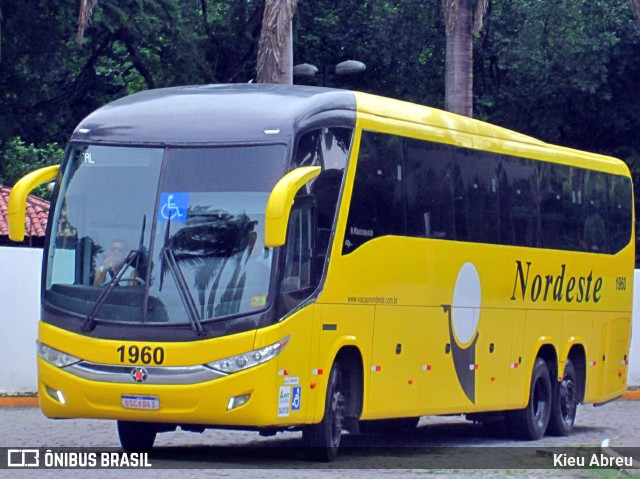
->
303, 362, 345, 461
506, 357, 552, 440
547, 358, 578, 436
117, 420, 157, 450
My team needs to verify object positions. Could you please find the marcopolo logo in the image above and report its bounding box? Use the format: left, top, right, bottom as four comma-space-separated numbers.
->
349, 226, 374, 238
510, 260, 603, 304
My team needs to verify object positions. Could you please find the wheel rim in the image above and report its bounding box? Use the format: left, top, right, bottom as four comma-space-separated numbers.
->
532, 377, 549, 427
329, 389, 345, 447
559, 376, 577, 426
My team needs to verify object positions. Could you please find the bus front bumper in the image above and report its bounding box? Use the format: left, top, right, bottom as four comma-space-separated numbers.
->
37, 357, 285, 428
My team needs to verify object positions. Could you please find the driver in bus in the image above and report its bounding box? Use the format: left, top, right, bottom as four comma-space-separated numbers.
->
94, 239, 138, 286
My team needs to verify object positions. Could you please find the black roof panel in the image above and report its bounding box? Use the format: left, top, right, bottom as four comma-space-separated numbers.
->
72, 84, 357, 145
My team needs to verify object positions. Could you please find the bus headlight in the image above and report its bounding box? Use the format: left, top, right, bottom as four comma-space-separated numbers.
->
37, 341, 81, 368
207, 336, 290, 374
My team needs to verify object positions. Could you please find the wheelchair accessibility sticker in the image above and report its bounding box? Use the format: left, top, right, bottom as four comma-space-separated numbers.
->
158, 193, 189, 223
292, 386, 301, 411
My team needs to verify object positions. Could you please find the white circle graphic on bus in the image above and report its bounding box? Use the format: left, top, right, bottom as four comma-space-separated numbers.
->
451, 262, 481, 345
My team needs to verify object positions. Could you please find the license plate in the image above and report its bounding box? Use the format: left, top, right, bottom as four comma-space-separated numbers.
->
121, 395, 160, 410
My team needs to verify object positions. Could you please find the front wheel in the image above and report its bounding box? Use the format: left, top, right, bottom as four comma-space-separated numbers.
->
506, 357, 552, 440
117, 420, 157, 450
303, 362, 345, 461
547, 358, 578, 436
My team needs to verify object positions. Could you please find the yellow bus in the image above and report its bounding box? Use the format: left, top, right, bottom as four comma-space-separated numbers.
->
9, 85, 634, 460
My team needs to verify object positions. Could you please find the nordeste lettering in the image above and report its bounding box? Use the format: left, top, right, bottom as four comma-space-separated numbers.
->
510, 260, 603, 303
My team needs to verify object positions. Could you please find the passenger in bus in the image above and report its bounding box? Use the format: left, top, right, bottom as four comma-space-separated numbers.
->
94, 239, 138, 286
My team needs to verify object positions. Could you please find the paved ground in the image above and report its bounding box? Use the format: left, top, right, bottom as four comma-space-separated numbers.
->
1, 399, 639, 478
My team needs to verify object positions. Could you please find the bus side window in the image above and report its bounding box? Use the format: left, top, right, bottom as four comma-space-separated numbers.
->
498, 156, 539, 247
539, 162, 568, 250
562, 168, 584, 251
582, 171, 609, 253
404, 139, 454, 240
279, 128, 353, 314
609, 176, 633, 253
278, 195, 315, 316
294, 127, 352, 277
454, 150, 500, 244
343, 131, 405, 254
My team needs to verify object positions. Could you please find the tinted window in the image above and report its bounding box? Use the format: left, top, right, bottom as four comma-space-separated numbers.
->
562, 168, 585, 251
404, 139, 455, 239
582, 171, 609, 253
343, 131, 405, 253
453, 150, 499, 243
609, 176, 633, 253
539, 162, 568, 250
341, 130, 631, 256
295, 127, 352, 282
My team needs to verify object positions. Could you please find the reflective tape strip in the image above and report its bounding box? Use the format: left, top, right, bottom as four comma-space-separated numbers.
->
371, 365, 381, 372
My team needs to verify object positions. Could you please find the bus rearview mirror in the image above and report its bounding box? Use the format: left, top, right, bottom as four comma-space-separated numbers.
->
8, 165, 60, 242
265, 166, 321, 248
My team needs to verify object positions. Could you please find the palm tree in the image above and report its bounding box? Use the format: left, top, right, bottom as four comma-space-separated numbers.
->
632, 0, 640, 28
442, 0, 488, 117
256, 0, 298, 84
77, 0, 98, 41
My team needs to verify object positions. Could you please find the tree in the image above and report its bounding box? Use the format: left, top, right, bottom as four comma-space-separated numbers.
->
77, 0, 98, 40
256, 0, 298, 83
632, 0, 640, 27
442, 0, 488, 117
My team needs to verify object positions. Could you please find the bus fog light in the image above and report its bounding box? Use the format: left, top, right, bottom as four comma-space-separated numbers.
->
227, 394, 251, 410
45, 386, 66, 405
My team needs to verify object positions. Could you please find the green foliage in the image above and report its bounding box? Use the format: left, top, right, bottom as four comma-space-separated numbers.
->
0, 138, 64, 199
295, 0, 445, 105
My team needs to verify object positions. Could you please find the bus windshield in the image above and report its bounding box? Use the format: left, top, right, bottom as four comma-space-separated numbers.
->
45, 144, 286, 328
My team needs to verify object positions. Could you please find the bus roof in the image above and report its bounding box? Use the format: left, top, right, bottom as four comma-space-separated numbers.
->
72, 84, 356, 145
71, 83, 628, 177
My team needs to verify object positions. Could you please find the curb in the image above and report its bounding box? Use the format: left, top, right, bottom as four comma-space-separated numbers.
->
0, 396, 39, 407
621, 389, 640, 401
1, 390, 639, 408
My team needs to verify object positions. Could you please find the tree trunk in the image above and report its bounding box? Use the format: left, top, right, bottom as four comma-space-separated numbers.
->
256, 0, 297, 84
631, 0, 640, 28
77, 0, 98, 41
444, 0, 474, 117
278, 23, 293, 84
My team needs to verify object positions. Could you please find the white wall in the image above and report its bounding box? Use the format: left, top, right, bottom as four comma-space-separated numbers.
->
0, 246, 42, 394
629, 270, 640, 386
1, 246, 639, 392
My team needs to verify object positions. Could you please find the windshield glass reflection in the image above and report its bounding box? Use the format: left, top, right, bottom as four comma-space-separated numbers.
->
45, 144, 285, 327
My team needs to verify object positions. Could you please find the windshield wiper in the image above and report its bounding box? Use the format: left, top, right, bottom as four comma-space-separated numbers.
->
81, 216, 146, 332
160, 220, 206, 336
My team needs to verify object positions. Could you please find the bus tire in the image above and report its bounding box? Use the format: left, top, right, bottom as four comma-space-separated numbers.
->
303, 361, 345, 462
506, 357, 552, 440
117, 420, 157, 450
547, 358, 578, 436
